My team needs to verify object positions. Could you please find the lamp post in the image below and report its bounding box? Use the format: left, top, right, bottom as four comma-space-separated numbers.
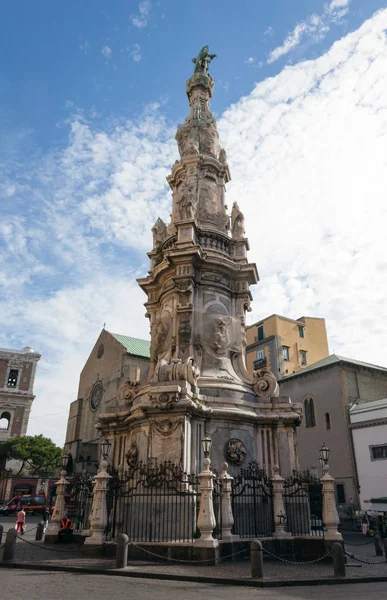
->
319, 442, 342, 541
319, 442, 330, 469
201, 433, 212, 459
47, 451, 69, 535
196, 433, 218, 547
85, 438, 112, 545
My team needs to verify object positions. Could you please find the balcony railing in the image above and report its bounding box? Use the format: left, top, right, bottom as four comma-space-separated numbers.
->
253, 358, 267, 369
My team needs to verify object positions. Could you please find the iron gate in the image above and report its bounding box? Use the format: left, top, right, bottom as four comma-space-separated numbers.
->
231, 461, 274, 537
66, 470, 94, 532
283, 470, 324, 537
106, 460, 200, 542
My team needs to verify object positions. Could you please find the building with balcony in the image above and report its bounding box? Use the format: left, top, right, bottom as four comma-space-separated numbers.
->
245, 314, 329, 378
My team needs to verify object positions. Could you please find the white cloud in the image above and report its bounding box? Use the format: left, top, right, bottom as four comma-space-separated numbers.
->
79, 39, 89, 54
267, 0, 351, 64
131, 1, 151, 28
131, 43, 142, 63
245, 57, 255, 64
2, 8, 387, 446
101, 45, 112, 59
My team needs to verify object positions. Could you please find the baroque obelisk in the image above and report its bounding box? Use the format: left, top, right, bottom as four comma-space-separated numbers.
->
99, 48, 302, 477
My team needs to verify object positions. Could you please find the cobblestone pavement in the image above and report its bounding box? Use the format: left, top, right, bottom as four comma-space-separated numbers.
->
0, 570, 385, 600
1, 570, 387, 600
1, 531, 386, 583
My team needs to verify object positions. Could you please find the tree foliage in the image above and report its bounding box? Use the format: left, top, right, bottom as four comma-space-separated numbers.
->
0, 435, 62, 476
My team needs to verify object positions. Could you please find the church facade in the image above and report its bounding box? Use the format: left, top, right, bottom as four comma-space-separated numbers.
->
96, 50, 303, 478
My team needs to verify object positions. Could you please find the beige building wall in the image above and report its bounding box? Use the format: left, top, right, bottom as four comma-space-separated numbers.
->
64, 329, 150, 472
245, 314, 329, 377
280, 364, 358, 507
280, 360, 387, 509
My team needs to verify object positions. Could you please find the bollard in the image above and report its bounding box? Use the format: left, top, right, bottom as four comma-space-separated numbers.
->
250, 540, 264, 579
384, 538, 387, 561
35, 521, 45, 542
332, 542, 346, 577
0, 525, 3, 546
2, 528, 17, 562
116, 533, 129, 569
374, 534, 383, 557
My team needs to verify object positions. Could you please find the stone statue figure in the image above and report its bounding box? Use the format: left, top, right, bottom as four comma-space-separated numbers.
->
192, 45, 217, 75
152, 218, 167, 248
231, 201, 245, 239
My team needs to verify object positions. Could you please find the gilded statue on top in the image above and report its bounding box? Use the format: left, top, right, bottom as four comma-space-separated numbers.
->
192, 45, 217, 75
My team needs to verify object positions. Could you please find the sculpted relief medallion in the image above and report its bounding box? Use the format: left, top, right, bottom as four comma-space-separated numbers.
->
226, 438, 247, 466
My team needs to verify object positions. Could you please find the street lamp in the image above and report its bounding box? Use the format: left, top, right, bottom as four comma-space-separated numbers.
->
201, 433, 212, 459
101, 438, 112, 460
61, 451, 69, 470
319, 442, 330, 468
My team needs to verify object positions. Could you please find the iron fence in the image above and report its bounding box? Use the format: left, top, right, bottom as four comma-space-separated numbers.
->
283, 470, 324, 537
105, 460, 200, 543
231, 461, 274, 537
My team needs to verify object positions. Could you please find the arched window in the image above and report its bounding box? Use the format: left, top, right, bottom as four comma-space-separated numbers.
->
325, 412, 331, 430
0, 411, 11, 430
304, 398, 316, 428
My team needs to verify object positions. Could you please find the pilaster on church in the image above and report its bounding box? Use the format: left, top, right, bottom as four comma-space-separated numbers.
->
98, 47, 302, 478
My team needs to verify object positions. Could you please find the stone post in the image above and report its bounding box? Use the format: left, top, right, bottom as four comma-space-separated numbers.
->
272, 465, 289, 538
85, 456, 111, 545
2, 528, 17, 562
250, 540, 264, 578
220, 462, 235, 540
47, 468, 68, 534
321, 464, 342, 540
195, 457, 218, 547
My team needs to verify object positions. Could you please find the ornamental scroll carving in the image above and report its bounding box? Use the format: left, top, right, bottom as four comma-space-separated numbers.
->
117, 380, 140, 406
226, 438, 247, 466
157, 357, 200, 387
252, 368, 279, 398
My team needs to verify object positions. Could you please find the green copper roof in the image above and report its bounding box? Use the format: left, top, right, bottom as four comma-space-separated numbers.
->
110, 333, 150, 358
280, 354, 387, 381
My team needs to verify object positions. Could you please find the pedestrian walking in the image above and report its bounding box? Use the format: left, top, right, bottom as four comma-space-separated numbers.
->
15, 507, 26, 535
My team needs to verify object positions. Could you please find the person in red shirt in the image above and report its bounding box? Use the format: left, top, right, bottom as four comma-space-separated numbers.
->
15, 508, 26, 534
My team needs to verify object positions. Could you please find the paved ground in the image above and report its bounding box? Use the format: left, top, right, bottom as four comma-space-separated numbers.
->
1, 528, 386, 584
1, 570, 387, 599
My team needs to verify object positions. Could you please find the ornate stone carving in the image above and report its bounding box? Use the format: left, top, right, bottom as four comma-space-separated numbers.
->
151, 392, 179, 410
211, 316, 231, 355
252, 368, 280, 398
231, 201, 245, 239
176, 180, 197, 220
200, 123, 220, 157
152, 218, 167, 249
157, 357, 199, 386
151, 312, 171, 365
117, 380, 140, 406
125, 442, 138, 469
178, 313, 192, 345
225, 438, 247, 465
176, 126, 199, 157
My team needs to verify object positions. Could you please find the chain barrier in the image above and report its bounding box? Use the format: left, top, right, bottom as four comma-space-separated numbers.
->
345, 551, 387, 566
261, 546, 332, 565
15, 534, 113, 554
344, 538, 375, 547
126, 539, 249, 564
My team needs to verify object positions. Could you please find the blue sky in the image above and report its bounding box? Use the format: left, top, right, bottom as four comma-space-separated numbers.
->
1, 0, 387, 445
